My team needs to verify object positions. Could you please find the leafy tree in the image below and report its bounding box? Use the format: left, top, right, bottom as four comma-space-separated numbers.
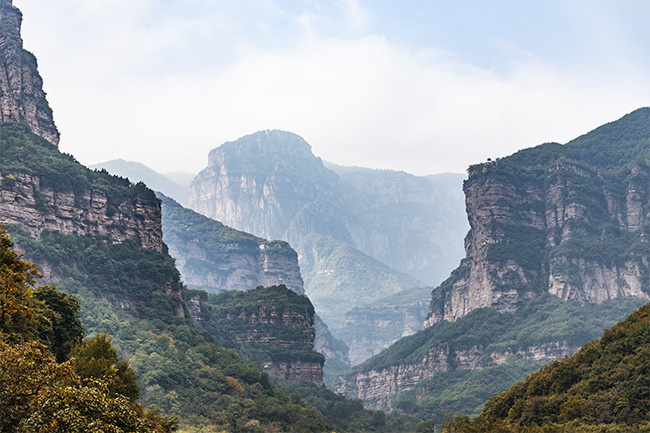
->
0, 226, 47, 341
0, 339, 176, 433
35, 284, 84, 361
71, 333, 140, 402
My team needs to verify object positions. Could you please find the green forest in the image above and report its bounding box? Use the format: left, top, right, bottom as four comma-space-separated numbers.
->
443, 303, 649, 433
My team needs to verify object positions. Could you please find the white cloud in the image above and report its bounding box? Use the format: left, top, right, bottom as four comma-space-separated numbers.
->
13, 0, 650, 176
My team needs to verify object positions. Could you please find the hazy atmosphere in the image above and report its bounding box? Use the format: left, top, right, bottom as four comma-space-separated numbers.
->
13, 0, 649, 175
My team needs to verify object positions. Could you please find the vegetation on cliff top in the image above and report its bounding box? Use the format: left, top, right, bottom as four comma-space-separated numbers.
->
0, 123, 158, 210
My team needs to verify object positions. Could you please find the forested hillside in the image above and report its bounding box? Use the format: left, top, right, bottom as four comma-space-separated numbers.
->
444, 303, 649, 432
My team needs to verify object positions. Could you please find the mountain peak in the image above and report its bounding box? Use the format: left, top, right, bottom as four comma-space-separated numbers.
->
208, 130, 315, 164
0, 0, 60, 146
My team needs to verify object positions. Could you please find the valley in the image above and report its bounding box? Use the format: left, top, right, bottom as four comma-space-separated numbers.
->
0, 0, 647, 431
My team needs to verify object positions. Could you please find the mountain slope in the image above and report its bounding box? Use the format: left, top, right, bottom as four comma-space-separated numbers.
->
160, 193, 304, 294
448, 303, 649, 432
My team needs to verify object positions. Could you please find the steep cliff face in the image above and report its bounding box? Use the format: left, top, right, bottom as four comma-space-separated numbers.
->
189, 130, 349, 245
336, 109, 648, 417
426, 109, 649, 327
336, 342, 578, 410
188, 131, 467, 289
160, 194, 304, 294
190, 285, 325, 386
0, 0, 59, 146
0, 170, 163, 252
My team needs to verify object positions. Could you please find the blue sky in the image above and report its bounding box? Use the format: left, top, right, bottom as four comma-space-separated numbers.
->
13, 0, 650, 176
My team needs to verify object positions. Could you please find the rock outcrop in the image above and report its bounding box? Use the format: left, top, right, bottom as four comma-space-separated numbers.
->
336, 342, 580, 410
160, 194, 304, 294
425, 109, 649, 327
190, 285, 325, 386
0, 171, 163, 251
0, 0, 59, 146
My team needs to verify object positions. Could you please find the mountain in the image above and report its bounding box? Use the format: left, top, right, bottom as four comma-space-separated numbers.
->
325, 163, 468, 284
189, 130, 467, 287
426, 108, 649, 326
446, 303, 649, 432
187, 130, 467, 360
0, 3, 403, 430
297, 233, 422, 330
335, 108, 649, 419
91, 159, 191, 205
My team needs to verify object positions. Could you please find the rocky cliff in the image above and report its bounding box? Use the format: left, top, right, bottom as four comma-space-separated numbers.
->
0, 0, 59, 146
337, 341, 579, 410
0, 166, 163, 252
188, 131, 467, 288
187, 130, 467, 363
426, 108, 649, 327
189, 285, 325, 386
160, 193, 304, 293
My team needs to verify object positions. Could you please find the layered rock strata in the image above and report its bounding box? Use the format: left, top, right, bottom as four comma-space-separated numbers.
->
0, 171, 164, 251
426, 111, 649, 326
336, 342, 580, 410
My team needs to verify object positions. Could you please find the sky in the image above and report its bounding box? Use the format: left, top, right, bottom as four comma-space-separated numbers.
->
13, 0, 650, 176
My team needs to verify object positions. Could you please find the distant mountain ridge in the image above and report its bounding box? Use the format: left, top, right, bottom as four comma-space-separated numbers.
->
91, 159, 191, 205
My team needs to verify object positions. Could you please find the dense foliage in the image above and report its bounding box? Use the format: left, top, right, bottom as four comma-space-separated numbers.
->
0, 227, 175, 432
445, 303, 650, 432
